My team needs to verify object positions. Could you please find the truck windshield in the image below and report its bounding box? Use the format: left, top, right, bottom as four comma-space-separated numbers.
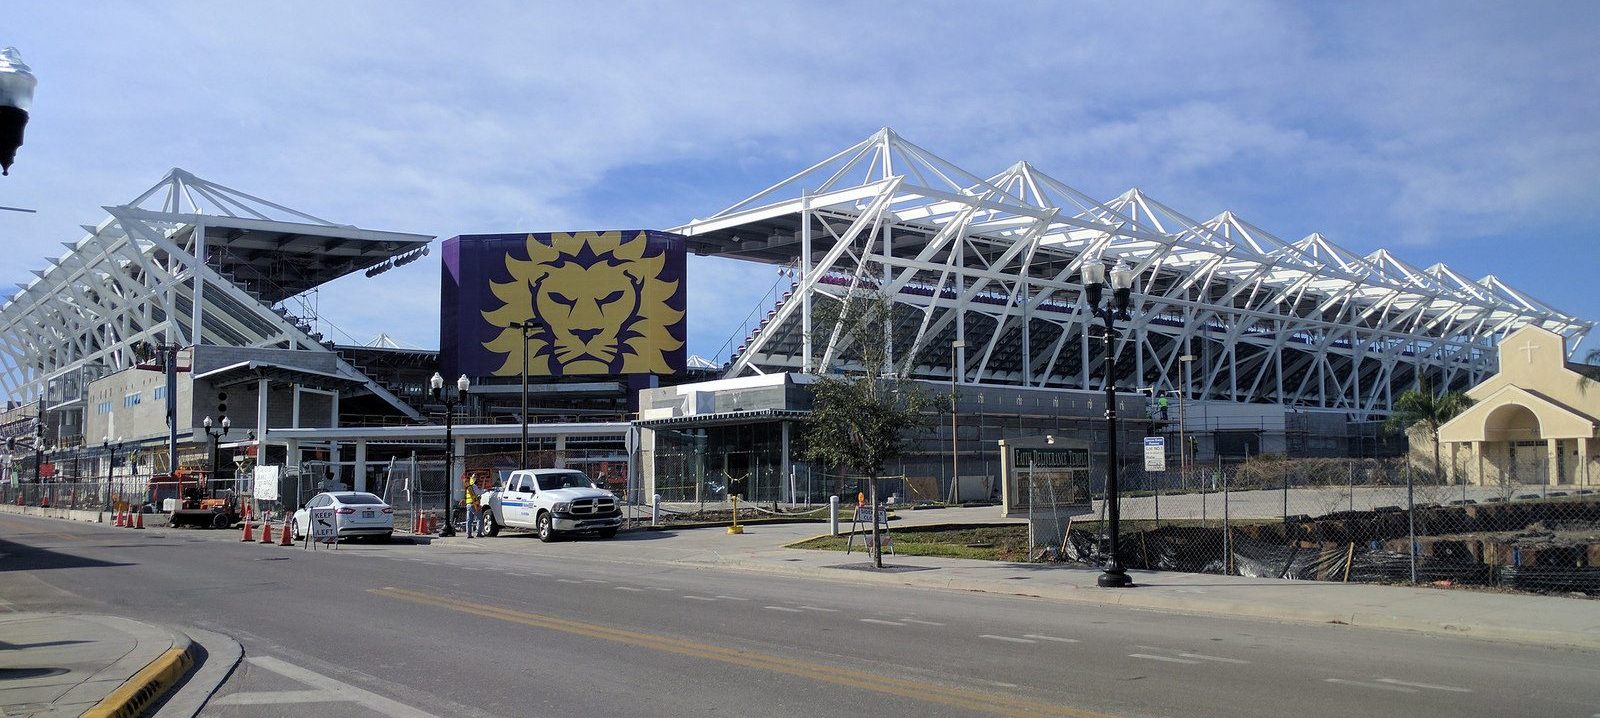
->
536, 473, 595, 491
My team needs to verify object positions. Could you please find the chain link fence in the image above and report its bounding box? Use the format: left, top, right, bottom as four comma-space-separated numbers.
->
1033, 456, 1600, 596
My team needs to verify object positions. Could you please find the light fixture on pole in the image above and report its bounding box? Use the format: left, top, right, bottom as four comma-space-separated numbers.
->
1083, 256, 1136, 588
0, 48, 37, 176
431, 371, 470, 537
949, 339, 965, 505
509, 319, 544, 470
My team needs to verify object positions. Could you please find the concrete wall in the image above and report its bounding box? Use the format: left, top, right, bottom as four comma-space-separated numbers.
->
84, 368, 191, 446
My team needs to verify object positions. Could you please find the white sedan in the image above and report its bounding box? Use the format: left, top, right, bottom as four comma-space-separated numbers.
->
291, 491, 394, 541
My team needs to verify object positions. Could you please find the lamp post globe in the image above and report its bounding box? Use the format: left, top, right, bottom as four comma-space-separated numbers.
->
0, 47, 36, 176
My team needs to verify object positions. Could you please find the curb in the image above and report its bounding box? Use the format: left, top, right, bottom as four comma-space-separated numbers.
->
152, 627, 244, 718
675, 550, 1600, 652
82, 635, 197, 718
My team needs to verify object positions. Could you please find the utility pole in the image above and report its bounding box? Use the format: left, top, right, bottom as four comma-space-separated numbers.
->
1178, 354, 1195, 486
510, 320, 541, 469
949, 339, 964, 505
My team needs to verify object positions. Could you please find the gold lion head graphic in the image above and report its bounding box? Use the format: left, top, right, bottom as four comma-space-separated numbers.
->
481, 231, 684, 376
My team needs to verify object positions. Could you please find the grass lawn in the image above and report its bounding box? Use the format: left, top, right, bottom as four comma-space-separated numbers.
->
791, 525, 1031, 561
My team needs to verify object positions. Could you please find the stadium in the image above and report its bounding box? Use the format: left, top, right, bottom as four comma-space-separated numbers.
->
1, 129, 1592, 507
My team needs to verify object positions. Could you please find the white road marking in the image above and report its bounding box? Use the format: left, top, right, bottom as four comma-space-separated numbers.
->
648, 586, 673, 591
1179, 652, 1250, 664
582, 579, 607, 583
860, 619, 904, 626
683, 595, 718, 601
614, 586, 644, 592
247, 656, 442, 717
212, 690, 342, 706
556, 578, 583, 584
460, 567, 483, 571
899, 618, 945, 626
1375, 678, 1471, 693
979, 635, 1037, 644
1023, 634, 1079, 643
1129, 654, 1201, 665
797, 605, 837, 612
507, 573, 526, 578
764, 606, 803, 613
714, 595, 749, 601
1324, 678, 1418, 693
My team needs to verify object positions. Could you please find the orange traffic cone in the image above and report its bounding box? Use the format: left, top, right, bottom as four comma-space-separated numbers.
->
280, 520, 294, 546
240, 516, 254, 542
134, 510, 145, 530
114, 508, 125, 527
259, 520, 275, 544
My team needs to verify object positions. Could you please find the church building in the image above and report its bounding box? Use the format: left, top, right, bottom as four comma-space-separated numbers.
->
1437, 325, 1600, 487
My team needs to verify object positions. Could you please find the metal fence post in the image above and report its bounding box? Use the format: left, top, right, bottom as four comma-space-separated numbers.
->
1406, 462, 1417, 584
1348, 460, 1355, 512
1221, 458, 1231, 576
1282, 461, 1289, 523
1154, 469, 1161, 526
651, 493, 661, 527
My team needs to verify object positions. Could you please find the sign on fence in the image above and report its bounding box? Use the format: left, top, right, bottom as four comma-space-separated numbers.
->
253, 465, 281, 501
1143, 436, 1167, 472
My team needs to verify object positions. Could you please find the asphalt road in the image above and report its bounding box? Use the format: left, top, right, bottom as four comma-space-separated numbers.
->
2, 512, 1598, 718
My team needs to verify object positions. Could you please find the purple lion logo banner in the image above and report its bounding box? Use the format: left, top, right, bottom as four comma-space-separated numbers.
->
441, 230, 687, 378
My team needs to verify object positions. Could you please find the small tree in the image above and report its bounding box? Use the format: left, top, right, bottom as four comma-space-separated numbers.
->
1385, 380, 1473, 484
802, 289, 936, 567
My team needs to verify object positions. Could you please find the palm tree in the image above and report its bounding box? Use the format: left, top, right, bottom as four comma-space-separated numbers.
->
1385, 382, 1474, 483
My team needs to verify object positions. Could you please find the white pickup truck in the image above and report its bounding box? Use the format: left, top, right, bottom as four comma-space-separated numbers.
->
479, 468, 622, 542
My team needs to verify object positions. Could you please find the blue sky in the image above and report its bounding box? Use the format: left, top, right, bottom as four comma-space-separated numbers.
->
2, 1, 1597, 361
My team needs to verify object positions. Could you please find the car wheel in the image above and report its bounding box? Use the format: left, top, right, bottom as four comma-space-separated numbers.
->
378, 532, 393, 543
291, 518, 301, 539
483, 514, 501, 537
210, 512, 230, 530
536, 512, 557, 543
597, 527, 618, 539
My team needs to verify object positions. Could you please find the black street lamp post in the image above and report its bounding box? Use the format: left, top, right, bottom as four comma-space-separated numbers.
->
431, 372, 470, 537
1083, 257, 1136, 588
101, 438, 124, 511
509, 319, 543, 469
203, 417, 229, 497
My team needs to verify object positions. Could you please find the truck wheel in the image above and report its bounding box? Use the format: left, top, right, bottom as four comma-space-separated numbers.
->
211, 512, 230, 530
536, 512, 557, 543
483, 514, 501, 537
597, 527, 618, 539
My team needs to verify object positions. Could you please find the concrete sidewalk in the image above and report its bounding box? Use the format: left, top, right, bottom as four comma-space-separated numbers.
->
444, 516, 1600, 652
0, 613, 194, 718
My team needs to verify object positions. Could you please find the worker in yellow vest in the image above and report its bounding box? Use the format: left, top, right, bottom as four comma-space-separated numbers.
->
464, 473, 483, 538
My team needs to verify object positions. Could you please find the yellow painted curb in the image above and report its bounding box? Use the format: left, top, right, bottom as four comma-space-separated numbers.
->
82, 643, 195, 718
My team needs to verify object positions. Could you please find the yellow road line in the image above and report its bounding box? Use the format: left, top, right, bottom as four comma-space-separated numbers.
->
371, 586, 1119, 718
